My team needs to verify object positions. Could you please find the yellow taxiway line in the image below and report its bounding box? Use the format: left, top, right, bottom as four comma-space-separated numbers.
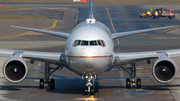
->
106, 5, 120, 45
1, 19, 58, 38
43, 19, 58, 30
106, 5, 116, 33
85, 95, 96, 101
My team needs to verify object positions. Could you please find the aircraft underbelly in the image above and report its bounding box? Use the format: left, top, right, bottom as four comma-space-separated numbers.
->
68, 57, 112, 76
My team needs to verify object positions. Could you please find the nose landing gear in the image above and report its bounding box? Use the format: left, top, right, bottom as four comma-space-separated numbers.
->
83, 74, 96, 95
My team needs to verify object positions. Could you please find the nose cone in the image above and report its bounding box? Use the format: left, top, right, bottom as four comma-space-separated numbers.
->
80, 47, 98, 56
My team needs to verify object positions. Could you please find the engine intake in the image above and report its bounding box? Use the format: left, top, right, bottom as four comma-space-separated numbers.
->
152, 57, 177, 83
2, 57, 28, 83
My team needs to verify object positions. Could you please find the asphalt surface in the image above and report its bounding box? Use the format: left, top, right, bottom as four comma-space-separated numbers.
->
0, 3, 180, 101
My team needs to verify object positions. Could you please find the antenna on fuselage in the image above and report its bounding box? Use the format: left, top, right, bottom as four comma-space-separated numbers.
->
87, 0, 96, 24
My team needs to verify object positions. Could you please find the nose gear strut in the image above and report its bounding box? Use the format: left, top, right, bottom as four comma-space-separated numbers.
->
83, 73, 96, 95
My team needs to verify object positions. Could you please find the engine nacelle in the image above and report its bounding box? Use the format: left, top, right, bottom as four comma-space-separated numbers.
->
2, 57, 28, 83
152, 57, 178, 83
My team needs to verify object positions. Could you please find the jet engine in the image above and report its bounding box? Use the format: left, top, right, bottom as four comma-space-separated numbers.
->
2, 57, 28, 83
152, 57, 178, 83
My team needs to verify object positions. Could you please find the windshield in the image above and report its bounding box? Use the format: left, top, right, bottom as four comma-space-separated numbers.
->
90, 41, 97, 46
97, 40, 105, 47
73, 40, 106, 47
73, 40, 81, 46
81, 40, 88, 45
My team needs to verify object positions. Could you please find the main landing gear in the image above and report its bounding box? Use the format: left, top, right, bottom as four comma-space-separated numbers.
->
118, 63, 141, 89
39, 63, 63, 89
83, 74, 96, 95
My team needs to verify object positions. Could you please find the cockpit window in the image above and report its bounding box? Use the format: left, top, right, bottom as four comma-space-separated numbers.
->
90, 41, 97, 46
102, 40, 106, 47
97, 40, 105, 47
73, 40, 106, 47
73, 40, 81, 46
81, 40, 88, 45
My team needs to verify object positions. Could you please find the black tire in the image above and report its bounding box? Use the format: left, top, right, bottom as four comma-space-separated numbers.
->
168, 16, 172, 19
90, 86, 95, 95
39, 79, 44, 89
84, 86, 88, 95
136, 78, 141, 89
142, 16, 146, 19
126, 78, 131, 89
50, 79, 55, 89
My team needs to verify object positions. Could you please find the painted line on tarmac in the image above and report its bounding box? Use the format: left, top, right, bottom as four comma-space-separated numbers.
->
106, 5, 116, 33
43, 19, 58, 30
1, 19, 58, 38
85, 95, 96, 101
113, 90, 149, 93
106, 5, 120, 46
58, 97, 96, 101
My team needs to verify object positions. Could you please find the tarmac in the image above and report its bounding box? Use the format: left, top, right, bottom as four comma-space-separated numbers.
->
0, 3, 180, 101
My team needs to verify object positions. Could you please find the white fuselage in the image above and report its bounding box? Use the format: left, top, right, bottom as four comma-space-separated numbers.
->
65, 20, 114, 76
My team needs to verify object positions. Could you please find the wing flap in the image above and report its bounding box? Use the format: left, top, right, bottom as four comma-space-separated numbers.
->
22, 51, 66, 64
113, 49, 180, 65
0, 49, 66, 65
164, 49, 180, 57
0, 49, 15, 57
113, 51, 159, 65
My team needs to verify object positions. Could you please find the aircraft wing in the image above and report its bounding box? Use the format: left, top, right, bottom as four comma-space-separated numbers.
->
113, 49, 180, 65
111, 26, 173, 39
0, 49, 67, 65
10, 25, 70, 38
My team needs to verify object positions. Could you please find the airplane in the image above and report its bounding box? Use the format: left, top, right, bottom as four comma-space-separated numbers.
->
0, 0, 179, 95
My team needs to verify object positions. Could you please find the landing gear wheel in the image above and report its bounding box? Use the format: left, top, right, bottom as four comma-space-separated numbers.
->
50, 79, 55, 89
39, 79, 44, 89
126, 78, 131, 89
136, 78, 141, 89
90, 86, 95, 95
84, 86, 94, 95
168, 16, 172, 19
84, 86, 88, 95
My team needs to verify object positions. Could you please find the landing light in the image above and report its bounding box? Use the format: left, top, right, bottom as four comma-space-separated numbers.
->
86, 18, 96, 24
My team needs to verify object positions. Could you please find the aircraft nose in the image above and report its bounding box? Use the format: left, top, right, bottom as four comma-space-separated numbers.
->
80, 47, 98, 56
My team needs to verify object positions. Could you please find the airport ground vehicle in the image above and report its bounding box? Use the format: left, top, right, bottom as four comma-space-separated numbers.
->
140, 7, 177, 19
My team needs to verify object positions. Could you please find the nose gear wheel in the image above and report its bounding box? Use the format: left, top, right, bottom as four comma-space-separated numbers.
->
83, 74, 96, 95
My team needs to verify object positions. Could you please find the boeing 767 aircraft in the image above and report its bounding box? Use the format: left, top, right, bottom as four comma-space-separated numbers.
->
0, 0, 179, 94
